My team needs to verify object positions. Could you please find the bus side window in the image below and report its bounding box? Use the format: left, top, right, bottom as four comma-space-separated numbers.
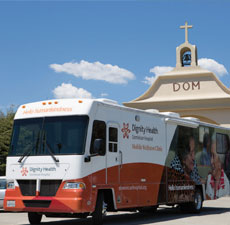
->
109, 127, 118, 152
90, 120, 106, 155
216, 133, 229, 154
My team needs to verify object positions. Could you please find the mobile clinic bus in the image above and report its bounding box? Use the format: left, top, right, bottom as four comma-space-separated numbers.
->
4, 98, 230, 224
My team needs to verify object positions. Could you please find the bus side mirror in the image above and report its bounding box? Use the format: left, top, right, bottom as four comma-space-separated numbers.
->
84, 139, 105, 163
93, 139, 105, 156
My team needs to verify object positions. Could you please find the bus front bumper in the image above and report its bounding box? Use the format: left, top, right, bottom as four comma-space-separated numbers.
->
4, 187, 94, 213
4, 196, 93, 213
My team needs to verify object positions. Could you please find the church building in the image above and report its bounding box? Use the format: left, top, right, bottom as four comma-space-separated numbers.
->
124, 22, 230, 127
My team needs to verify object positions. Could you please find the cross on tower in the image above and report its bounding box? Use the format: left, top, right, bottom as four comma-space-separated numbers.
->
180, 21, 193, 43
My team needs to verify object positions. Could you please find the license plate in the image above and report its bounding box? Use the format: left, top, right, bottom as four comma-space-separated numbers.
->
7, 200, 15, 207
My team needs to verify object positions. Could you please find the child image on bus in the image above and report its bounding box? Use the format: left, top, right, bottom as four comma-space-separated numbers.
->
206, 140, 230, 199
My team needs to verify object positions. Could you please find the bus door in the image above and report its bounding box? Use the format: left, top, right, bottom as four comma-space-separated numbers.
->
106, 123, 120, 184
90, 120, 107, 186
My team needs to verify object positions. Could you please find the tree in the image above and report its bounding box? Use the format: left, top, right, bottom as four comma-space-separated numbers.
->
0, 107, 15, 176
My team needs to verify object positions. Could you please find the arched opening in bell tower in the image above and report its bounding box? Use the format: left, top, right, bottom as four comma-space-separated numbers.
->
181, 47, 192, 67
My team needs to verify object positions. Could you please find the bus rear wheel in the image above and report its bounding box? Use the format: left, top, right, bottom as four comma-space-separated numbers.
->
28, 212, 42, 224
180, 189, 203, 213
190, 189, 203, 213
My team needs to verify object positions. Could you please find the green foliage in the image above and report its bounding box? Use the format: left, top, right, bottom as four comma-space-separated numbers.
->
0, 106, 15, 176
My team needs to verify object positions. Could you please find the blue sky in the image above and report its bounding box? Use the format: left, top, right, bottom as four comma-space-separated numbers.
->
1, 0, 230, 111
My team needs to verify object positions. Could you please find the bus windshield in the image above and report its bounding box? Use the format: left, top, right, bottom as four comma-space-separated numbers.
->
9, 115, 89, 156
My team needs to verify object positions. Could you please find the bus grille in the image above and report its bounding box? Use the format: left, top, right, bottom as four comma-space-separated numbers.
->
40, 180, 62, 196
17, 180, 62, 196
18, 180, 36, 196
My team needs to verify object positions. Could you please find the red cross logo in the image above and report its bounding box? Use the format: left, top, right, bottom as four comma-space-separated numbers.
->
21, 167, 28, 176
121, 123, 131, 139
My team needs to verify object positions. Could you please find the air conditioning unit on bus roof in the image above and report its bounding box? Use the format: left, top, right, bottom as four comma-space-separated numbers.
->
183, 117, 200, 122
145, 109, 159, 114
97, 98, 119, 105
160, 112, 180, 118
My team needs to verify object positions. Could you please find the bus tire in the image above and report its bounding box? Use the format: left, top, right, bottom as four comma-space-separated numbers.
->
190, 189, 203, 213
28, 212, 42, 224
92, 192, 106, 225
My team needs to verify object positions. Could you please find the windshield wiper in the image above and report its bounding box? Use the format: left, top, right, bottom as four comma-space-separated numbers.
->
18, 131, 40, 163
42, 131, 59, 163
46, 141, 59, 163
18, 148, 32, 163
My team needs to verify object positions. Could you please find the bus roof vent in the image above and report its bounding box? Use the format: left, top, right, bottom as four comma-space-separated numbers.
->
183, 117, 200, 122
145, 109, 159, 114
160, 112, 180, 118
97, 98, 119, 105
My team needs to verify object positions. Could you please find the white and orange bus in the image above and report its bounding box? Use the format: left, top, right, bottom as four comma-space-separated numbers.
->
4, 98, 230, 224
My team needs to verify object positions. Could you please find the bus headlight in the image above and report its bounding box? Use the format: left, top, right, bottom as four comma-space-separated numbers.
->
63, 182, 86, 190
7, 181, 15, 189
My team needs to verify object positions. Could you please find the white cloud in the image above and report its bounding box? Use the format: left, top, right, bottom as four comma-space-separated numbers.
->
149, 66, 174, 76
198, 58, 228, 77
142, 76, 156, 85
50, 60, 135, 84
143, 66, 173, 85
53, 83, 93, 99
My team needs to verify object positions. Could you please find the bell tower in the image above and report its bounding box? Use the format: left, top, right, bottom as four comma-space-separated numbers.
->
176, 22, 198, 68
124, 22, 230, 127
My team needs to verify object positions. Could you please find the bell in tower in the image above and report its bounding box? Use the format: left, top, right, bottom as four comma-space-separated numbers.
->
182, 50, 191, 66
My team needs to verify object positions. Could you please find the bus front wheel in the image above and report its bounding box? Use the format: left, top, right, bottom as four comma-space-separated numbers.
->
92, 192, 106, 225
28, 212, 42, 224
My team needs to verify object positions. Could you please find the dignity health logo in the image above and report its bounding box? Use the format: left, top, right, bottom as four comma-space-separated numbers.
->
121, 123, 131, 139
21, 167, 28, 176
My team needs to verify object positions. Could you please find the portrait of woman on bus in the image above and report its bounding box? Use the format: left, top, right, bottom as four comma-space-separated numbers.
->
179, 149, 194, 177
206, 141, 229, 199
170, 135, 201, 185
